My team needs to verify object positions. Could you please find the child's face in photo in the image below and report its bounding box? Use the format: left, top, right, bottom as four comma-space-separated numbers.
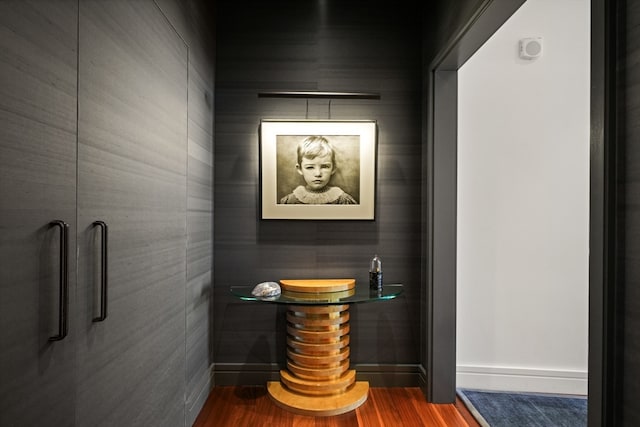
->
297, 154, 336, 191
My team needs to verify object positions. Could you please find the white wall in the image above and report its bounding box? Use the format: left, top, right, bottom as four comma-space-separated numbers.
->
456, 0, 590, 395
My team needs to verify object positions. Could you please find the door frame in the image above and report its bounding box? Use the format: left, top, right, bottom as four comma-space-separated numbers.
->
424, 0, 615, 426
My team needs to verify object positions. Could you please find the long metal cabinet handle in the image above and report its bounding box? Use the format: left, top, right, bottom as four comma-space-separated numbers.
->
49, 220, 69, 341
93, 221, 108, 322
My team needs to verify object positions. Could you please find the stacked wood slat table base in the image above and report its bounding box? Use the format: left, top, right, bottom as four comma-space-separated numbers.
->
267, 280, 369, 416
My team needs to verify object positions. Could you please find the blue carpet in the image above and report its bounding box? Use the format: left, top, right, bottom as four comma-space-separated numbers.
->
457, 389, 587, 427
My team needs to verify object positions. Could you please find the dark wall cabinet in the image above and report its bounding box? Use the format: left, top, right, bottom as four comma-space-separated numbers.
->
0, 2, 79, 425
75, 1, 188, 425
0, 1, 200, 425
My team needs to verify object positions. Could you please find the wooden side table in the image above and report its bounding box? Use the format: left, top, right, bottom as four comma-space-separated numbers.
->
231, 279, 403, 416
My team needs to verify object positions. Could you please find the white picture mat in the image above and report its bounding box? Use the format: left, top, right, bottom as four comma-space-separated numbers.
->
260, 120, 376, 220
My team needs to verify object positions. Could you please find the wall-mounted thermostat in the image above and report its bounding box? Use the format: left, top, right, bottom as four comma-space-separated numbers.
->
519, 37, 543, 60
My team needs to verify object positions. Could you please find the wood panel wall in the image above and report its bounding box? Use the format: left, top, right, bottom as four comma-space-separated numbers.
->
213, 0, 423, 383
155, 1, 216, 424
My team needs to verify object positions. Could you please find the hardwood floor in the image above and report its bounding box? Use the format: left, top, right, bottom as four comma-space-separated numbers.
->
193, 387, 481, 427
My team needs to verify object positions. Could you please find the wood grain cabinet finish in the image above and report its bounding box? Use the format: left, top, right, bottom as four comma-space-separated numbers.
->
1, 1, 191, 426
76, 2, 188, 426
0, 2, 79, 426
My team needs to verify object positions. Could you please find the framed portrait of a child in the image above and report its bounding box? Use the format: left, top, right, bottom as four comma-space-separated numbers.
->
260, 120, 377, 220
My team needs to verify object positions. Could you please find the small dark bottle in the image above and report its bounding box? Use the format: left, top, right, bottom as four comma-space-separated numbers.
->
369, 254, 383, 291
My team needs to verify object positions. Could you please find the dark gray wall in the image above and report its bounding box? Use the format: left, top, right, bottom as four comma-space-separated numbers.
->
213, 0, 423, 381
155, 1, 216, 423
620, 0, 640, 424
423, 0, 487, 67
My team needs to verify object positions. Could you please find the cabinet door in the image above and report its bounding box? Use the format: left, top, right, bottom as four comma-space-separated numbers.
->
76, 1, 188, 426
0, 2, 78, 426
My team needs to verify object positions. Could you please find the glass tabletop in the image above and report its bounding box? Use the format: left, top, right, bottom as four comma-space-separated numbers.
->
230, 283, 403, 305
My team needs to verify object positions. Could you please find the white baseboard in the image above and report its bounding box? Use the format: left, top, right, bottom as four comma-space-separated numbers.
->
456, 365, 588, 395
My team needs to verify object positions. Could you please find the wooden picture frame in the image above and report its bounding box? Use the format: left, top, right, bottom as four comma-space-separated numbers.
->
260, 120, 377, 220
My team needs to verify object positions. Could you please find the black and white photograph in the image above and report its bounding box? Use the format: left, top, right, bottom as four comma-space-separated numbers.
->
260, 120, 376, 219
